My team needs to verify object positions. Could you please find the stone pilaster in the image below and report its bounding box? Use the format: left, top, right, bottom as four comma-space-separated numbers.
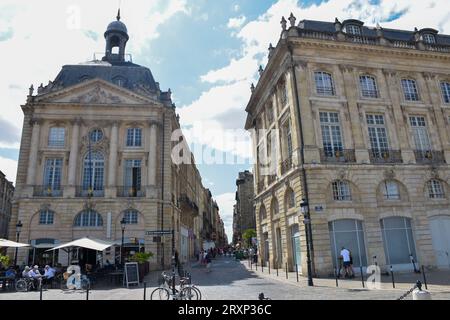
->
106, 121, 119, 198
25, 118, 41, 190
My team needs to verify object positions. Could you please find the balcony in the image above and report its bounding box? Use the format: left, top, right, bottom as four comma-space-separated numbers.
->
320, 149, 356, 164
414, 150, 446, 165
369, 150, 403, 164
281, 157, 293, 175
179, 194, 199, 216
33, 186, 63, 198
75, 186, 104, 198
117, 186, 146, 198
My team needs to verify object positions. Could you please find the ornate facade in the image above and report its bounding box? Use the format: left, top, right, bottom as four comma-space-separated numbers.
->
0, 170, 14, 239
8, 14, 221, 269
245, 16, 450, 276
233, 171, 255, 245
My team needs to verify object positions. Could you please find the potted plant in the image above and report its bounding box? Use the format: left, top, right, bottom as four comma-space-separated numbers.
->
130, 252, 153, 281
0, 254, 11, 270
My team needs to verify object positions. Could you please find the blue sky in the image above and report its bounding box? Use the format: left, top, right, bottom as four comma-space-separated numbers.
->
1, 0, 449, 241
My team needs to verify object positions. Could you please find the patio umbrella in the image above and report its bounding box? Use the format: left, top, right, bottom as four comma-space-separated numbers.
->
0, 238, 30, 248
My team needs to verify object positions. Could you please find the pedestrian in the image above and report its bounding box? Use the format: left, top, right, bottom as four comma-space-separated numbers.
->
205, 252, 212, 273
340, 247, 353, 278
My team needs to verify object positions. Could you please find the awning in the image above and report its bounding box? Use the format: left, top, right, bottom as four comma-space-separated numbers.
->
46, 237, 115, 252
0, 239, 30, 248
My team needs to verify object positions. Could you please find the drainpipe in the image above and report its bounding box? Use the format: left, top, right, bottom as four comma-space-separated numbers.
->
288, 44, 314, 286
160, 114, 166, 269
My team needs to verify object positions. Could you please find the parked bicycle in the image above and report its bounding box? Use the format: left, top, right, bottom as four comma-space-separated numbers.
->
150, 272, 202, 300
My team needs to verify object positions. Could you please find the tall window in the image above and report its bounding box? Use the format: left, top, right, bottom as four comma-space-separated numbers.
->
291, 224, 302, 270
271, 198, 279, 216
423, 33, 436, 44
381, 217, 417, 265
82, 152, 104, 192
127, 128, 142, 147
360, 75, 379, 98
286, 188, 296, 209
283, 119, 293, 159
315, 72, 335, 96
367, 114, 389, 156
39, 210, 54, 225
123, 210, 139, 224
382, 181, 400, 200
441, 82, 450, 104
74, 210, 103, 227
329, 219, 367, 268
410, 116, 431, 151
259, 206, 267, 221
124, 160, 142, 192
428, 180, 445, 199
266, 102, 274, 125
401, 79, 420, 101
332, 180, 352, 201
280, 82, 288, 106
44, 159, 62, 191
48, 128, 65, 148
320, 112, 343, 157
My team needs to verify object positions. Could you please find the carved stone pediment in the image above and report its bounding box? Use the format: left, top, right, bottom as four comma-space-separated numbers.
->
70, 85, 123, 104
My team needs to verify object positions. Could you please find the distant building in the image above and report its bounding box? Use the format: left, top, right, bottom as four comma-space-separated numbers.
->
233, 171, 255, 245
0, 171, 14, 239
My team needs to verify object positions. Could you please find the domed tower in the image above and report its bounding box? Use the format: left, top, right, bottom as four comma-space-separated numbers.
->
103, 9, 129, 63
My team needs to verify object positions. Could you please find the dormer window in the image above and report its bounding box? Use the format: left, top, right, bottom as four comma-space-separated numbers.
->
346, 24, 361, 35
113, 76, 126, 87
423, 33, 436, 44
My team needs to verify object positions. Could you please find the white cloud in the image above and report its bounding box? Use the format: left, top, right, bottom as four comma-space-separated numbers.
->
0, 156, 17, 185
215, 192, 236, 243
227, 15, 247, 29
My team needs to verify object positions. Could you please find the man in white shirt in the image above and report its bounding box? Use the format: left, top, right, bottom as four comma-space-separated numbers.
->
43, 265, 56, 286
340, 247, 354, 278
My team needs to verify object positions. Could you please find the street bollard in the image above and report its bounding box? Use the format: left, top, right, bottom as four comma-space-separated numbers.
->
143, 282, 147, 300
295, 264, 299, 282
256, 261, 258, 271
390, 266, 395, 289
261, 260, 264, 273
250, 260, 252, 270
268, 261, 270, 275
86, 287, 89, 300
335, 268, 339, 287
413, 281, 432, 300
360, 266, 365, 288
39, 279, 43, 301
285, 263, 288, 279
276, 267, 279, 277
421, 266, 428, 290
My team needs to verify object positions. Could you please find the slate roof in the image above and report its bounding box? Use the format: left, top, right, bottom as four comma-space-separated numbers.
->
299, 19, 450, 46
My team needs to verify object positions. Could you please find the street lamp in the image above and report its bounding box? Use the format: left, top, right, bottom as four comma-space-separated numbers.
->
300, 199, 314, 287
120, 218, 126, 266
14, 220, 23, 267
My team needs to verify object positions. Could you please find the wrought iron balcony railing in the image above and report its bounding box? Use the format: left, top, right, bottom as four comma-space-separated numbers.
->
414, 150, 446, 165
75, 186, 104, 198
320, 149, 357, 164
117, 186, 146, 198
281, 157, 293, 175
369, 150, 403, 164
33, 186, 63, 197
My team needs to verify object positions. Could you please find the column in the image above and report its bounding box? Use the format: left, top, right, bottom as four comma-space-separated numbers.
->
26, 119, 41, 187
148, 121, 158, 186
338, 65, 369, 163
67, 119, 81, 186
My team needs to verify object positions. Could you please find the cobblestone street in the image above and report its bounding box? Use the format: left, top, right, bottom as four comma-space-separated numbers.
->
1, 256, 449, 300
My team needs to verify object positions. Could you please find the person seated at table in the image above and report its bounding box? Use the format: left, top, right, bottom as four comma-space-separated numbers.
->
22, 266, 31, 278
43, 265, 56, 286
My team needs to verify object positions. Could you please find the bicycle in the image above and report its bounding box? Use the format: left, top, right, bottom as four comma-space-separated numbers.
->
150, 272, 201, 300
15, 277, 40, 292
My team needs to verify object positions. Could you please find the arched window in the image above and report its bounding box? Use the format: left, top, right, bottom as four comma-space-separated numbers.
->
329, 219, 367, 268
401, 79, 420, 101
332, 180, 352, 201
39, 210, 54, 225
90, 129, 104, 143
271, 198, 279, 216
382, 180, 400, 200
74, 210, 103, 227
314, 72, 335, 96
427, 179, 445, 199
82, 151, 105, 193
259, 205, 267, 221
113, 76, 127, 87
381, 217, 416, 265
123, 210, 139, 224
360, 75, 379, 98
286, 188, 296, 209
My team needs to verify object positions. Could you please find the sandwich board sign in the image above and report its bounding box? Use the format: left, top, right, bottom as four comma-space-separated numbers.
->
124, 262, 140, 288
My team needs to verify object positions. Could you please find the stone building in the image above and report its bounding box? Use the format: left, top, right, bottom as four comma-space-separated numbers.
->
8, 13, 218, 269
0, 171, 14, 239
245, 16, 450, 276
233, 171, 255, 246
